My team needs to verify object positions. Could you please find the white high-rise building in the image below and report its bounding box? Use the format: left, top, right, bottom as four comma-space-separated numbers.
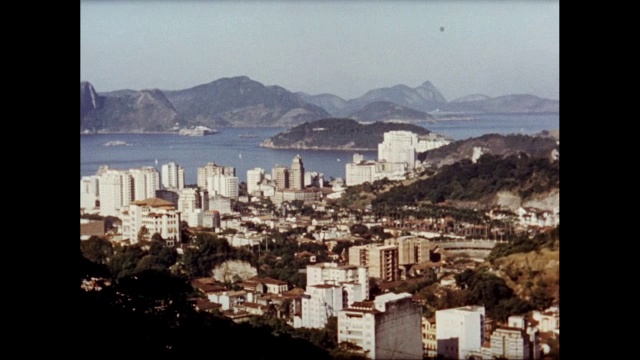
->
378, 131, 418, 170
130, 167, 160, 201
98, 169, 133, 217
346, 161, 377, 186
436, 306, 486, 360
337, 292, 423, 359
299, 284, 343, 329
178, 188, 209, 227
80, 175, 100, 211
247, 168, 265, 196
290, 154, 305, 190
207, 174, 239, 199
161, 162, 185, 189
295, 263, 369, 330
197, 163, 235, 189
209, 194, 232, 215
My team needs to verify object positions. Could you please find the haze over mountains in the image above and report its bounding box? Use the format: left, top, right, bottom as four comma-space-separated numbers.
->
80, 76, 559, 133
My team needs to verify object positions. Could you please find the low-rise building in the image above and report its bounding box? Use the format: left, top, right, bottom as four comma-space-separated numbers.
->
121, 197, 181, 245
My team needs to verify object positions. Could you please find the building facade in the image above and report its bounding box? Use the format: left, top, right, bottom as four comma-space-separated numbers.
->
247, 167, 265, 196
98, 168, 134, 217
129, 167, 160, 201
290, 154, 305, 190
161, 162, 185, 189
338, 292, 423, 359
349, 244, 399, 282
197, 162, 235, 189
435, 306, 486, 360
122, 197, 181, 245
207, 174, 239, 199
272, 165, 289, 190
378, 131, 418, 170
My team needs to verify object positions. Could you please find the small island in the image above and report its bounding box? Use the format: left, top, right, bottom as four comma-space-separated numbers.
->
260, 118, 434, 150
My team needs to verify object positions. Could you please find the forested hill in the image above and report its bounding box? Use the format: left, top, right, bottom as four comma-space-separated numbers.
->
260, 118, 431, 150
418, 133, 559, 168
372, 153, 559, 207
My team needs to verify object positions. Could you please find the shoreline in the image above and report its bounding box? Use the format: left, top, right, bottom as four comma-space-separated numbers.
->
259, 143, 376, 151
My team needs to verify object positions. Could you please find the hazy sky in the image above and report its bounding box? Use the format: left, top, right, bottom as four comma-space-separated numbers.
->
80, 1, 559, 101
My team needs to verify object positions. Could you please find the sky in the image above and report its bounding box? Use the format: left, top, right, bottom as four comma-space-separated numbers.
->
80, 1, 559, 102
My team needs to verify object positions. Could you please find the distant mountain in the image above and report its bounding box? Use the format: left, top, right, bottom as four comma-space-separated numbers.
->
335, 81, 447, 116
81, 77, 559, 132
296, 92, 347, 116
299, 82, 558, 116
449, 94, 492, 103
164, 76, 330, 128
261, 118, 431, 150
347, 101, 435, 122
80, 82, 180, 133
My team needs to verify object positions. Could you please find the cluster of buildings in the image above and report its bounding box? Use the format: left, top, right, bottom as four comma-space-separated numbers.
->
189, 258, 559, 360
431, 305, 560, 360
80, 154, 330, 243
345, 130, 452, 186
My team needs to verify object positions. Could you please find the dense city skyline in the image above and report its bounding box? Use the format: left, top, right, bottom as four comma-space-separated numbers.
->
81, 1, 559, 101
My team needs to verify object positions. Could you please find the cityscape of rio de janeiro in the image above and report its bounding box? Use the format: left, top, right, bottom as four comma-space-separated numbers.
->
80, 2, 559, 359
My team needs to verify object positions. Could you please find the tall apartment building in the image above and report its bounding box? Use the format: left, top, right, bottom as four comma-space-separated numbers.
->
209, 194, 232, 215
295, 263, 369, 330
384, 236, 433, 266
246, 167, 265, 196
122, 197, 181, 245
435, 305, 486, 360
304, 171, 324, 188
161, 162, 185, 189
490, 328, 531, 360
422, 317, 437, 358
337, 292, 423, 360
197, 162, 235, 189
272, 165, 289, 190
177, 188, 209, 226
306, 263, 369, 304
346, 161, 377, 186
378, 131, 418, 170
348, 244, 399, 282
80, 175, 100, 211
98, 168, 134, 217
130, 167, 160, 201
290, 154, 305, 190
207, 174, 239, 199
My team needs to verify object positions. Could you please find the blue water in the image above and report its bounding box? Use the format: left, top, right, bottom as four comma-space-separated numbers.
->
80, 113, 558, 184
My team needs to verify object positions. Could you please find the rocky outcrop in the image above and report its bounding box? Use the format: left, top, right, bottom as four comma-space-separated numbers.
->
212, 260, 257, 283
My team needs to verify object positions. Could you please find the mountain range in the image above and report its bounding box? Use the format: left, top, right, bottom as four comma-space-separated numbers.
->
80, 76, 559, 133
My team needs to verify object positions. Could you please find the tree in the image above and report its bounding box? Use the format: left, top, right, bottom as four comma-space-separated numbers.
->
80, 236, 113, 265
137, 226, 150, 243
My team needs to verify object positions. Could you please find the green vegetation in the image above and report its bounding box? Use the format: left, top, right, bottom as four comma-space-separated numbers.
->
455, 269, 534, 322
79, 253, 333, 358
487, 226, 559, 263
268, 118, 430, 149
374, 153, 559, 206
418, 133, 559, 163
